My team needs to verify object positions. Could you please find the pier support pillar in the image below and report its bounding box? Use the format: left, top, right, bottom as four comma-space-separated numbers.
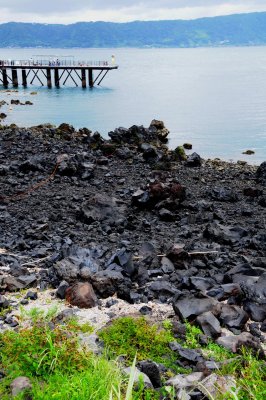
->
12, 69, 18, 87
89, 69, 93, 87
81, 69, 86, 88
22, 69, 27, 87
2, 69, 8, 87
54, 68, 60, 87
46, 68, 52, 88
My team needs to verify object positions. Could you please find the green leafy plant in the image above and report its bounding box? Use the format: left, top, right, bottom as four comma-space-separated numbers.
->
183, 321, 202, 348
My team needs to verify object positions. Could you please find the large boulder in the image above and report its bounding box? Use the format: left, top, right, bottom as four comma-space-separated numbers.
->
196, 311, 222, 339
256, 161, 266, 184
65, 282, 97, 308
173, 295, 218, 321
203, 222, 248, 245
78, 193, 126, 227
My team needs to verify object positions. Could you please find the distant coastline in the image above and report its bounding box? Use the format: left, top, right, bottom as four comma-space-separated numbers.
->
1, 12, 266, 48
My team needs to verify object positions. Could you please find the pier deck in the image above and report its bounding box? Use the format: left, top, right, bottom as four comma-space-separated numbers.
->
0, 58, 118, 88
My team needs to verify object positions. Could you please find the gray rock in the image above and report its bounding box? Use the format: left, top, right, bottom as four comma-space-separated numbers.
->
123, 366, 153, 388
0, 295, 9, 309
78, 193, 126, 226
10, 376, 32, 397
190, 277, 215, 292
79, 333, 101, 354
3, 275, 37, 291
158, 208, 175, 221
138, 360, 161, 388
166, 372, 204, 390
161, 257, 175, 274
107, 249, 135, 277
90, 270, 131, 300
256, 161, 266, 184
209, 187, 239, 202
215, 304, 249, 331
56, 280, 70, 299
196, 311, 222, 338
203, 222, 247, 245
243, 301, 266, 322
173, 295, 218, 321
53, 259, 79, 282
199, 374, 237, 399
217, 332, 264, 355
185, 152, 201, 167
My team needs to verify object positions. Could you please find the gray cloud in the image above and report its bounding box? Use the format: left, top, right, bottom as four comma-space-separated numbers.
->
0, 1, 266, 13
0, 0, 266, 22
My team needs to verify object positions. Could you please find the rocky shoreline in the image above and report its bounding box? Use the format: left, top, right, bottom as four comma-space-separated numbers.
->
0, 120, 265, 397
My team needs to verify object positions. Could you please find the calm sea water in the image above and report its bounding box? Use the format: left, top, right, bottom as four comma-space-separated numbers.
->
0, 47, 266, 164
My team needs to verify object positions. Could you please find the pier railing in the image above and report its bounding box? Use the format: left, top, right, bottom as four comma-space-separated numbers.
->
0, 58, 118, 88
0, 59, 111, 67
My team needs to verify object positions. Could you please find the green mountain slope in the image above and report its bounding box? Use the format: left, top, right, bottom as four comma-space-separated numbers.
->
1, 12, 266, 47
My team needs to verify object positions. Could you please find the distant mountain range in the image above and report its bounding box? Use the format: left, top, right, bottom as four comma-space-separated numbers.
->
1, 12, 266, 48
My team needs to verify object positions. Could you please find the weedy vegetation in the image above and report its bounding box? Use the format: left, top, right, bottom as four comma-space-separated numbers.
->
0, 309, 265, 399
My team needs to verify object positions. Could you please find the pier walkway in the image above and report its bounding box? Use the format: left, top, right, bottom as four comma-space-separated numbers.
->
0, 57, 118, 88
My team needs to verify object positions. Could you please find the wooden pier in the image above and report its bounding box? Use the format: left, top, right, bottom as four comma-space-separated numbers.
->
0, 57, 118, 88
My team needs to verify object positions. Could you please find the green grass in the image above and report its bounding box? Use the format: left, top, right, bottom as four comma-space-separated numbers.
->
0, 319, 121, 399
99, 316, 184, 373
0, 308, 265, 400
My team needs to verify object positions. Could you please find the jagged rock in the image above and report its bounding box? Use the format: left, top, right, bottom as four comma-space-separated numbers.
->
203, 222, 248, 245
65, 282, 97, 308
149, 119, 169, 143
243, 301, 266, 322
161, 257, 175, 274
185, 152, 201, 167
208, 187, 239, 202
214, 304, 249, 331
56, 280, 70, 299
53, 259, 79, 283
90, 270, 131, 300
196, 311, 222, 338
173, 295, 218, 321
56, 123, 75, 139
176, 347, 203, 364
256, 161, 266, 184
150, 280, 180, 299
138, 360, 161, 388
0, 295, 9, 309
3, 275, 37, 291
158, 208, 175, 221
107, 249, 135, 277
190, 277, 215, 292
139, 305, 152, 315
140, 143, 159, 161
217, 332, 264, 356
78, 193, 126, 226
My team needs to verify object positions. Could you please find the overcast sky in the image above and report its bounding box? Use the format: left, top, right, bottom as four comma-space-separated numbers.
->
1, 0, 266, 24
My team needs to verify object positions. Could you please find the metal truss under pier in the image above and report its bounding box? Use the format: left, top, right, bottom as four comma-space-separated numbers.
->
0, 59, 118, 88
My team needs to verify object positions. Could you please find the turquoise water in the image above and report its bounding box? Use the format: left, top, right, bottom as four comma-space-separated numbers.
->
0, 47, 266, 164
